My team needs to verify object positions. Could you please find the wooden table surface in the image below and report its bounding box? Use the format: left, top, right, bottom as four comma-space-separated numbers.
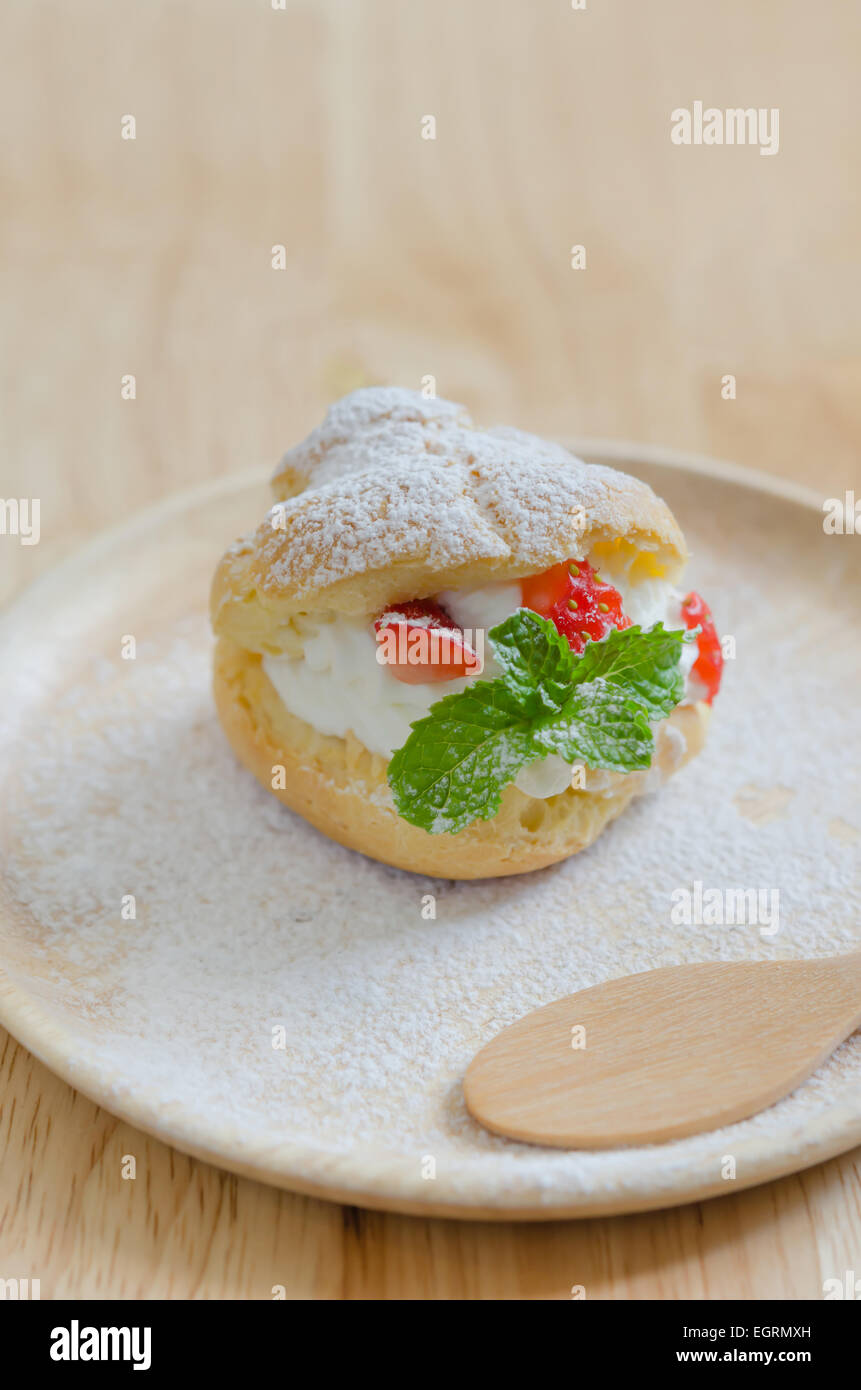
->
1, 0, 859, 1298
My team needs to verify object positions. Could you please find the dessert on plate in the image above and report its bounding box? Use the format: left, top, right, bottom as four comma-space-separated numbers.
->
210, 389, 723, 878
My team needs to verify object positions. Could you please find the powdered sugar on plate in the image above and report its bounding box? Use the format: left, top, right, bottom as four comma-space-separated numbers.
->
1, 461, 859, 1215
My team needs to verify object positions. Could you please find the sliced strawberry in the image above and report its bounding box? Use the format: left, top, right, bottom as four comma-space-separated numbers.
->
521, 559, 631, 654
680, 592, 723, 703
374, 599, 481, 685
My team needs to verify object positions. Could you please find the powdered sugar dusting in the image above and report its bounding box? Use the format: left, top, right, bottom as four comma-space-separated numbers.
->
1, 465, 859, 1213
245, 388, 680, 614
272, 387, 608, 501
274, 388, 473, 491
249, 450, 665, 609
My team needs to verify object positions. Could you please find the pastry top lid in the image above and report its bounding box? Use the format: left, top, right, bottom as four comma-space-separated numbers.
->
271, 387, 577, 499
212, 389, 687, 644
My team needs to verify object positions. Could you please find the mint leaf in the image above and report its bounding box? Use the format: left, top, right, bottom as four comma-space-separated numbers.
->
386, 612, 687, 834
386, 680, 535, 834
567, 622, 689, 721
484, 608, 578, 716
531, 678, 654, 771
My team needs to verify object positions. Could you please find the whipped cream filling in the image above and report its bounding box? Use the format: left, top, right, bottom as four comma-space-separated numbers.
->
261, 573, 703, 795
262, 582, 521, 760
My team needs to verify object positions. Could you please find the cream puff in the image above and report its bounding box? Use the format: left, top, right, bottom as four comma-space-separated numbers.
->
210, 389, 722, 879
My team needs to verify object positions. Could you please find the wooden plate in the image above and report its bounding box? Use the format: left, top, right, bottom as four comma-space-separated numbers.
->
1, 446, 859, 1220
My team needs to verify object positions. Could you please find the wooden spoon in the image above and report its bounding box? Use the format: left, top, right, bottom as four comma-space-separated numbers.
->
463, 955, 861, 1148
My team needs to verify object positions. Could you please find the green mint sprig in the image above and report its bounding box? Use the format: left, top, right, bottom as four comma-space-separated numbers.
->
386, 610, 690, 835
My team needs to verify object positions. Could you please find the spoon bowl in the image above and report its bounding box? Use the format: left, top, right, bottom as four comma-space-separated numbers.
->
464, 954, 861, 1148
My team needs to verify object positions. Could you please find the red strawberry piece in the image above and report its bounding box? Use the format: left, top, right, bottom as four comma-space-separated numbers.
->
680, 592, 723, 703
520, 559, 631, 654
374, 599, 481, 685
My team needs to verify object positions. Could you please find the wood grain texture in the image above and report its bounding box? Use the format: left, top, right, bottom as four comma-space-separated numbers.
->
465, 957, 861, 1147
1, 0, 859, 1298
